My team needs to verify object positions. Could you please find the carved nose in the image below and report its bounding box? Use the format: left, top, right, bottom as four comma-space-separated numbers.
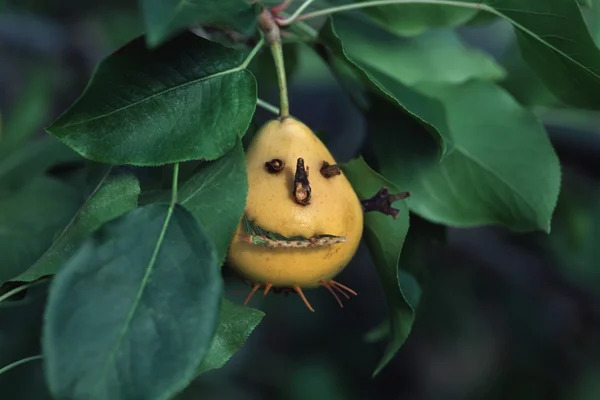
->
293, 158, 311, 206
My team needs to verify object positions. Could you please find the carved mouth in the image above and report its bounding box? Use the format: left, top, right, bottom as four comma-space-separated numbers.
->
240, 214, 346, 248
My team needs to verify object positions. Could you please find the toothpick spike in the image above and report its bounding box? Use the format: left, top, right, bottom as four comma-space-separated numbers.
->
293, 285, 315, 312
244, 283, 261, 306
263, 283, 273, 295
320, 281, 344, 308
330, 280, 358, 296
330, 282, 351, 299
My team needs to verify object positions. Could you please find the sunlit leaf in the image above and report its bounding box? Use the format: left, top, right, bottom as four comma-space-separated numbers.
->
331, 13, 505, 86
47, 33, 257, 166
353, 0, 600, 108
320, 17, 451, 156
374, 81, 561, 232
358, 0, 478, 36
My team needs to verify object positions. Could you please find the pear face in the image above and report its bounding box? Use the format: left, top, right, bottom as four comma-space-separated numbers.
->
227, 118, 363, 288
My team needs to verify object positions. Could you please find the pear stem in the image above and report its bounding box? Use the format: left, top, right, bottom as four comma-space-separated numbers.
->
259, 8, 290, 119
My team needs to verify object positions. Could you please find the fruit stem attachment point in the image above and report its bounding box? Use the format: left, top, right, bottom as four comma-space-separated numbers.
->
259, 8, 290, 119
361, 187, 411, 219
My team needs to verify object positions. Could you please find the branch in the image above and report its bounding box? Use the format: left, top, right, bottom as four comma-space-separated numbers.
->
361, 187, 410, 219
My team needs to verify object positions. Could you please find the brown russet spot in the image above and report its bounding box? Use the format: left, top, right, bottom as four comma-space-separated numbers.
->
265, 158, 284, 173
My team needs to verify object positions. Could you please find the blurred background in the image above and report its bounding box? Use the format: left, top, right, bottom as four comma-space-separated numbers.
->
2, 1, 600, 399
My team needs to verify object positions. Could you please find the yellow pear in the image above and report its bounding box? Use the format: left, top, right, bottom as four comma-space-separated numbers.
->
227, 117, 364, 311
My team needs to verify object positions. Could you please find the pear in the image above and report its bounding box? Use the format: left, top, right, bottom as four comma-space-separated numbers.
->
227, 117, 363, 311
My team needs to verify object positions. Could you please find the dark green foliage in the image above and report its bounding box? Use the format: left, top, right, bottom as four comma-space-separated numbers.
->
12, 171, 141, 283
47, 33, 257, 166
43, 204, 222, 400
3, 0, 599, 396
342, 158, 412, 376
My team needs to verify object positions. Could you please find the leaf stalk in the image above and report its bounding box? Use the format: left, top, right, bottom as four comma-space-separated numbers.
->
276, 0, 317, 25
277, 0, 487, 26
241, 37, 265, 69
0, 278, 50, 303
256, 98, 280, 115
0, 355, 43, 376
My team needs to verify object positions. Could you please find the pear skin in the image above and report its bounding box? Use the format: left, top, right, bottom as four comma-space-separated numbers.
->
227, 117, 363, 291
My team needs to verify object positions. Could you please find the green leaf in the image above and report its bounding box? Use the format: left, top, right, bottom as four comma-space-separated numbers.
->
585, 0, 600, 45
0, 68, 54, 158
176, 142, 264, 375
399, 215, 446, 276
375, 81, 561, 232
357, 0, 478, 36
464, 9, 499, 26
363, 216, 442, 346
141, 0, 257, 47
342, 157, 413, 377
11, 171, 141, 283
0, 177, 82, 285
0, 137, 82, 193
364, 269, 422, 343
180, 139, 247, 262
198, 298, 264, 374
47, 32, 258, 166
499, 40, 559, 107
578, 0, 592, 7
364, 268, 422, 343
397, 269, 422, 309
352, 0, 600, 109
43, 203, 223, 400
470, 0, 600, 109
319, 17, 452, 156
330, 13, 505, 86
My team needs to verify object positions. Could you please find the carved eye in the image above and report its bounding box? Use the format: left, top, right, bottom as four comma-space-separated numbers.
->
265, 159, 284, 173
320, 161, 341, 178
